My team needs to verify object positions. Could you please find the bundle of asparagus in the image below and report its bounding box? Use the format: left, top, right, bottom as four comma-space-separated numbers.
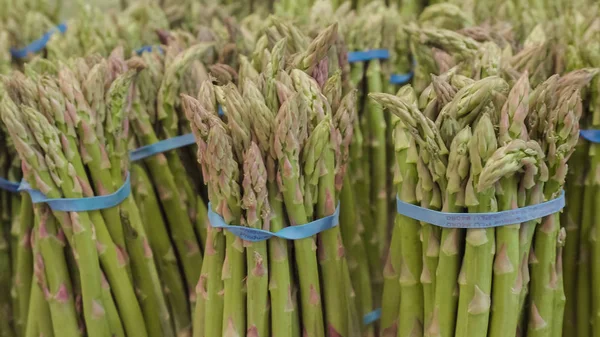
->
0, 47, 187, 337
182, 20, 372, 337
372, 52, 594, 337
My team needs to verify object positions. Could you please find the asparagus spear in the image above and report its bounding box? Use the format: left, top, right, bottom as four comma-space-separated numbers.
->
130, 163, 191, 335
456, 113, 497, 337
528, 84, 583, 337
34, 204, 81, 337
429, 126, 471, 337
242, 143, 270, 337
552, 228, 567, 337
25, 264, 53, 337
11, 193, 34, 336
370, 89, 424, 337
274, 94, 325, 337
182, 92, 226, 337
363, 11, 389, 272
217, 83, 248, 337
489, 73, 531, 337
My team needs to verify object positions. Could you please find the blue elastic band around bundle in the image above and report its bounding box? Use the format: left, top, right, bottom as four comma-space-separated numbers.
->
18, 172, 131, 212
130, 133, 196, 162
0, 177, 21, 193
363, 308, 381, 325
580, 130, 600, 143
396, 191, 565, 229
207, 202, 340, 242
11, 23, 67, 59
347, 49, 390, 63
135, 45, 164, 55
390, 71, 414, 85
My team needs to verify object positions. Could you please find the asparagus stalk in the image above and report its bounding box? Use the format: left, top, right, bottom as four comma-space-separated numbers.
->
218, 84, 248, 337
24, 269, 53, 337
12, 193, 33, 336
370, 89, 424, 337
334, 90, 373, 336
274, 94, 325, 337
130, 163, 191, 335
528, 86, 582, 337
552, 228, 567, 337
308, 116, 349, 336
489, 73, 531, 337
34, 204, 81, 337
364, 11, 389, 271
0, 203, 14, 337
429, 126, 471, 337
182, 92, 226, 337
457, 113, 497, 337
242, 143, 270, 337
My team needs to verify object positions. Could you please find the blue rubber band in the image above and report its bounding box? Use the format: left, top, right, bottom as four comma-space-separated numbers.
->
218, 105, 224, 116
135, 45, 163, 55
207, 202, 340, 242
348, 49, 390, 63
18, 172, 131, 212
11, 23, 67, 59
390, 71, 414, 85
363, 308, 381, 325
0, 177, 21, 193
396, 191, 565, 229
130, 133, 196, 162
580, 130, 600, 143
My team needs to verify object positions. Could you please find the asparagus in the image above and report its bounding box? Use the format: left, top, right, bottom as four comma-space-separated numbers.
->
552, 228, 567, 337
34, 204, 80, 337
218, 83, 248, 337
130, 60, 203, 301
429, 126, 471, 337
12, 193, 34, 336
456, 113, 498, 337
308, 116, 349, 336
242, 143, 270, 337
105, 60, 174, 337
1, 90, 112, 337
130, 163, 191, 335
528, 83, 583, 337
370, 89, 424, 337
489, 73, 531, 337
182, 92, 226, 337
24, 269, 53, 337
274, 94, 325, 337
241, 75, 298, 337
363, 10, 389, 272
